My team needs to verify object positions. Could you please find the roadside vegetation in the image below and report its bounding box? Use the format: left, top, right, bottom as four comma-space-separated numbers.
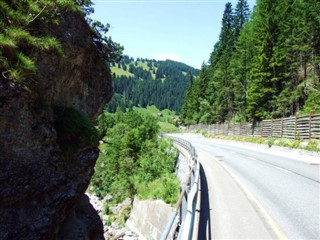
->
133, 105, 181, 133
89, 108, 180, 225
201, 132, 320, 152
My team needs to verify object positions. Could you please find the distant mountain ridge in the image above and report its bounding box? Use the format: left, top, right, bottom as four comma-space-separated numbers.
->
106, 55, 200, 113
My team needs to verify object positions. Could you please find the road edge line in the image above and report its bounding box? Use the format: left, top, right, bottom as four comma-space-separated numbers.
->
200, 150, 288, 240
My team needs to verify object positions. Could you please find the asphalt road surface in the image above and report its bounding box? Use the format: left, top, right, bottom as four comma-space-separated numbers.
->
174, 134, 320, 240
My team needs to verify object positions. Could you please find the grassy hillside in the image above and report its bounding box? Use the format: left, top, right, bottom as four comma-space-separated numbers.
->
107, 55, 200, 113
111, 66, 134, 77
133, 105, 180, 133
111, 58, 158, 79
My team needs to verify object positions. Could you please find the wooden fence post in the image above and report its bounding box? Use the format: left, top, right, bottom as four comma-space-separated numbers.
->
294, 115, 298, 140
261, 121, 263, 137
232, 123, 234, 137
309, 112, 313, 140
280, 118, 283, 138
245, 123, 248, 136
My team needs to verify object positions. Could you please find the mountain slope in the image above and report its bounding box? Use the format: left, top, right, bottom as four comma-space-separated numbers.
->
107, 56, 200, 113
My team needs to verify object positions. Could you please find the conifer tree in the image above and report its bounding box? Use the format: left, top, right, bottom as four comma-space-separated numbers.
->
233, 0, 250, 40
180, 0, 320, 125
246, 0, 277, 121
230, 20, 254, 122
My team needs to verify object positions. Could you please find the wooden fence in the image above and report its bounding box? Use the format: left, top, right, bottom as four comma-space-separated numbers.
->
187, 113, 320, 140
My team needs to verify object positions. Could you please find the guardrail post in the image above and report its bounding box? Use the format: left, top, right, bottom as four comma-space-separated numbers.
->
160, 136, 199, 240
181, 191, 187, 223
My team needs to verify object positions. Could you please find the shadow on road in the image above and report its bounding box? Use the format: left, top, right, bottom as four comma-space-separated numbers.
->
198, 163, 212, 240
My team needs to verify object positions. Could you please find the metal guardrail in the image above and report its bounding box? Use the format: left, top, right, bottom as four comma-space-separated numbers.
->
160, 135, 200, 240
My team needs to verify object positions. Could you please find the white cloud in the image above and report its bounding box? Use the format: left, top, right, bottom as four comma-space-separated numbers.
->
154, 53, 182, 62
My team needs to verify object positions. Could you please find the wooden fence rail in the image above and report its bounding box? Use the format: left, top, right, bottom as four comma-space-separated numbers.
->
187, 113, 320, 140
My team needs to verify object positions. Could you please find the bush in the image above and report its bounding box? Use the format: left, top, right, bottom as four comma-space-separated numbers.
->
54, 106, 99, 159
136, 173, 180, 205
91, 109, 179, 205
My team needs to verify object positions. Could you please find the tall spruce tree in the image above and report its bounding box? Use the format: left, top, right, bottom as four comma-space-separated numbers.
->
233, 0, 250, 42
230, 20, 255, 122
181, 0, 319, 125
207, 3, 235, 122
246, 0, 277, 121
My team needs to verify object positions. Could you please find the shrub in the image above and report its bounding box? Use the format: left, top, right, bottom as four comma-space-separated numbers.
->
136, 173, 180, 205
54, 106, 99, 159
91, 109, 179, 206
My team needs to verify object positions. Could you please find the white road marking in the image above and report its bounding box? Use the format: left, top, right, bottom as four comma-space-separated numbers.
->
274, 166, 293, 174
246, 156, 257, 161
216, 160, 288, 240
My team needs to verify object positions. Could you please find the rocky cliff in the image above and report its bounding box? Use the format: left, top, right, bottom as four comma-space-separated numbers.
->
0, 8, 112, 240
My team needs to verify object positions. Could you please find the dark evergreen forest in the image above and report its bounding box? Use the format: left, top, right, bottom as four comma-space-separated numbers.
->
106, 56, 200, 113
181, 0, 320, 125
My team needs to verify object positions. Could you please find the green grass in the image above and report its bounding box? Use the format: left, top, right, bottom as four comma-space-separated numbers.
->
133, 105, 176, 118
111, 60, 158, 79
132, 105, 180, 133
6, 28, 37, 47
159, 122, 180, 133
133, 105, 159, 115
136, 173, 180, 205
0, 2, 67, 82
136, 61, 149, 70
0, 34, 16, 50
203, 133, 320, 152
136, 61, 158, 79
111, 66, 134, 77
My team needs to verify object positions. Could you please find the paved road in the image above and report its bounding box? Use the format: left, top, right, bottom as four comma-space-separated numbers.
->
175, 134, 320, 239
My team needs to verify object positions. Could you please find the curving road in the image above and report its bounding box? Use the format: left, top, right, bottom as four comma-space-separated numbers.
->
174, 134, 320, 240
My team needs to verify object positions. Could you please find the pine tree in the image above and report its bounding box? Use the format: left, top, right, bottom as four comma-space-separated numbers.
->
181, 0, 320, 125
202, 3, 235, 122
230, 20, 254, 122
233, 0, 250, 43
246, 0, 277, 121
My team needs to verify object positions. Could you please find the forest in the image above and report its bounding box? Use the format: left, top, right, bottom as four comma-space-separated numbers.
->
181, 0, 320, 125
106, 56, 200, 113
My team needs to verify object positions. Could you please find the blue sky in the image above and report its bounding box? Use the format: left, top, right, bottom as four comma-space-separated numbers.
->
92, 0, 255, 69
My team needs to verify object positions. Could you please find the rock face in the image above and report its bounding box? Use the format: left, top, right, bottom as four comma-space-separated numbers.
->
0, 10, 112, 240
